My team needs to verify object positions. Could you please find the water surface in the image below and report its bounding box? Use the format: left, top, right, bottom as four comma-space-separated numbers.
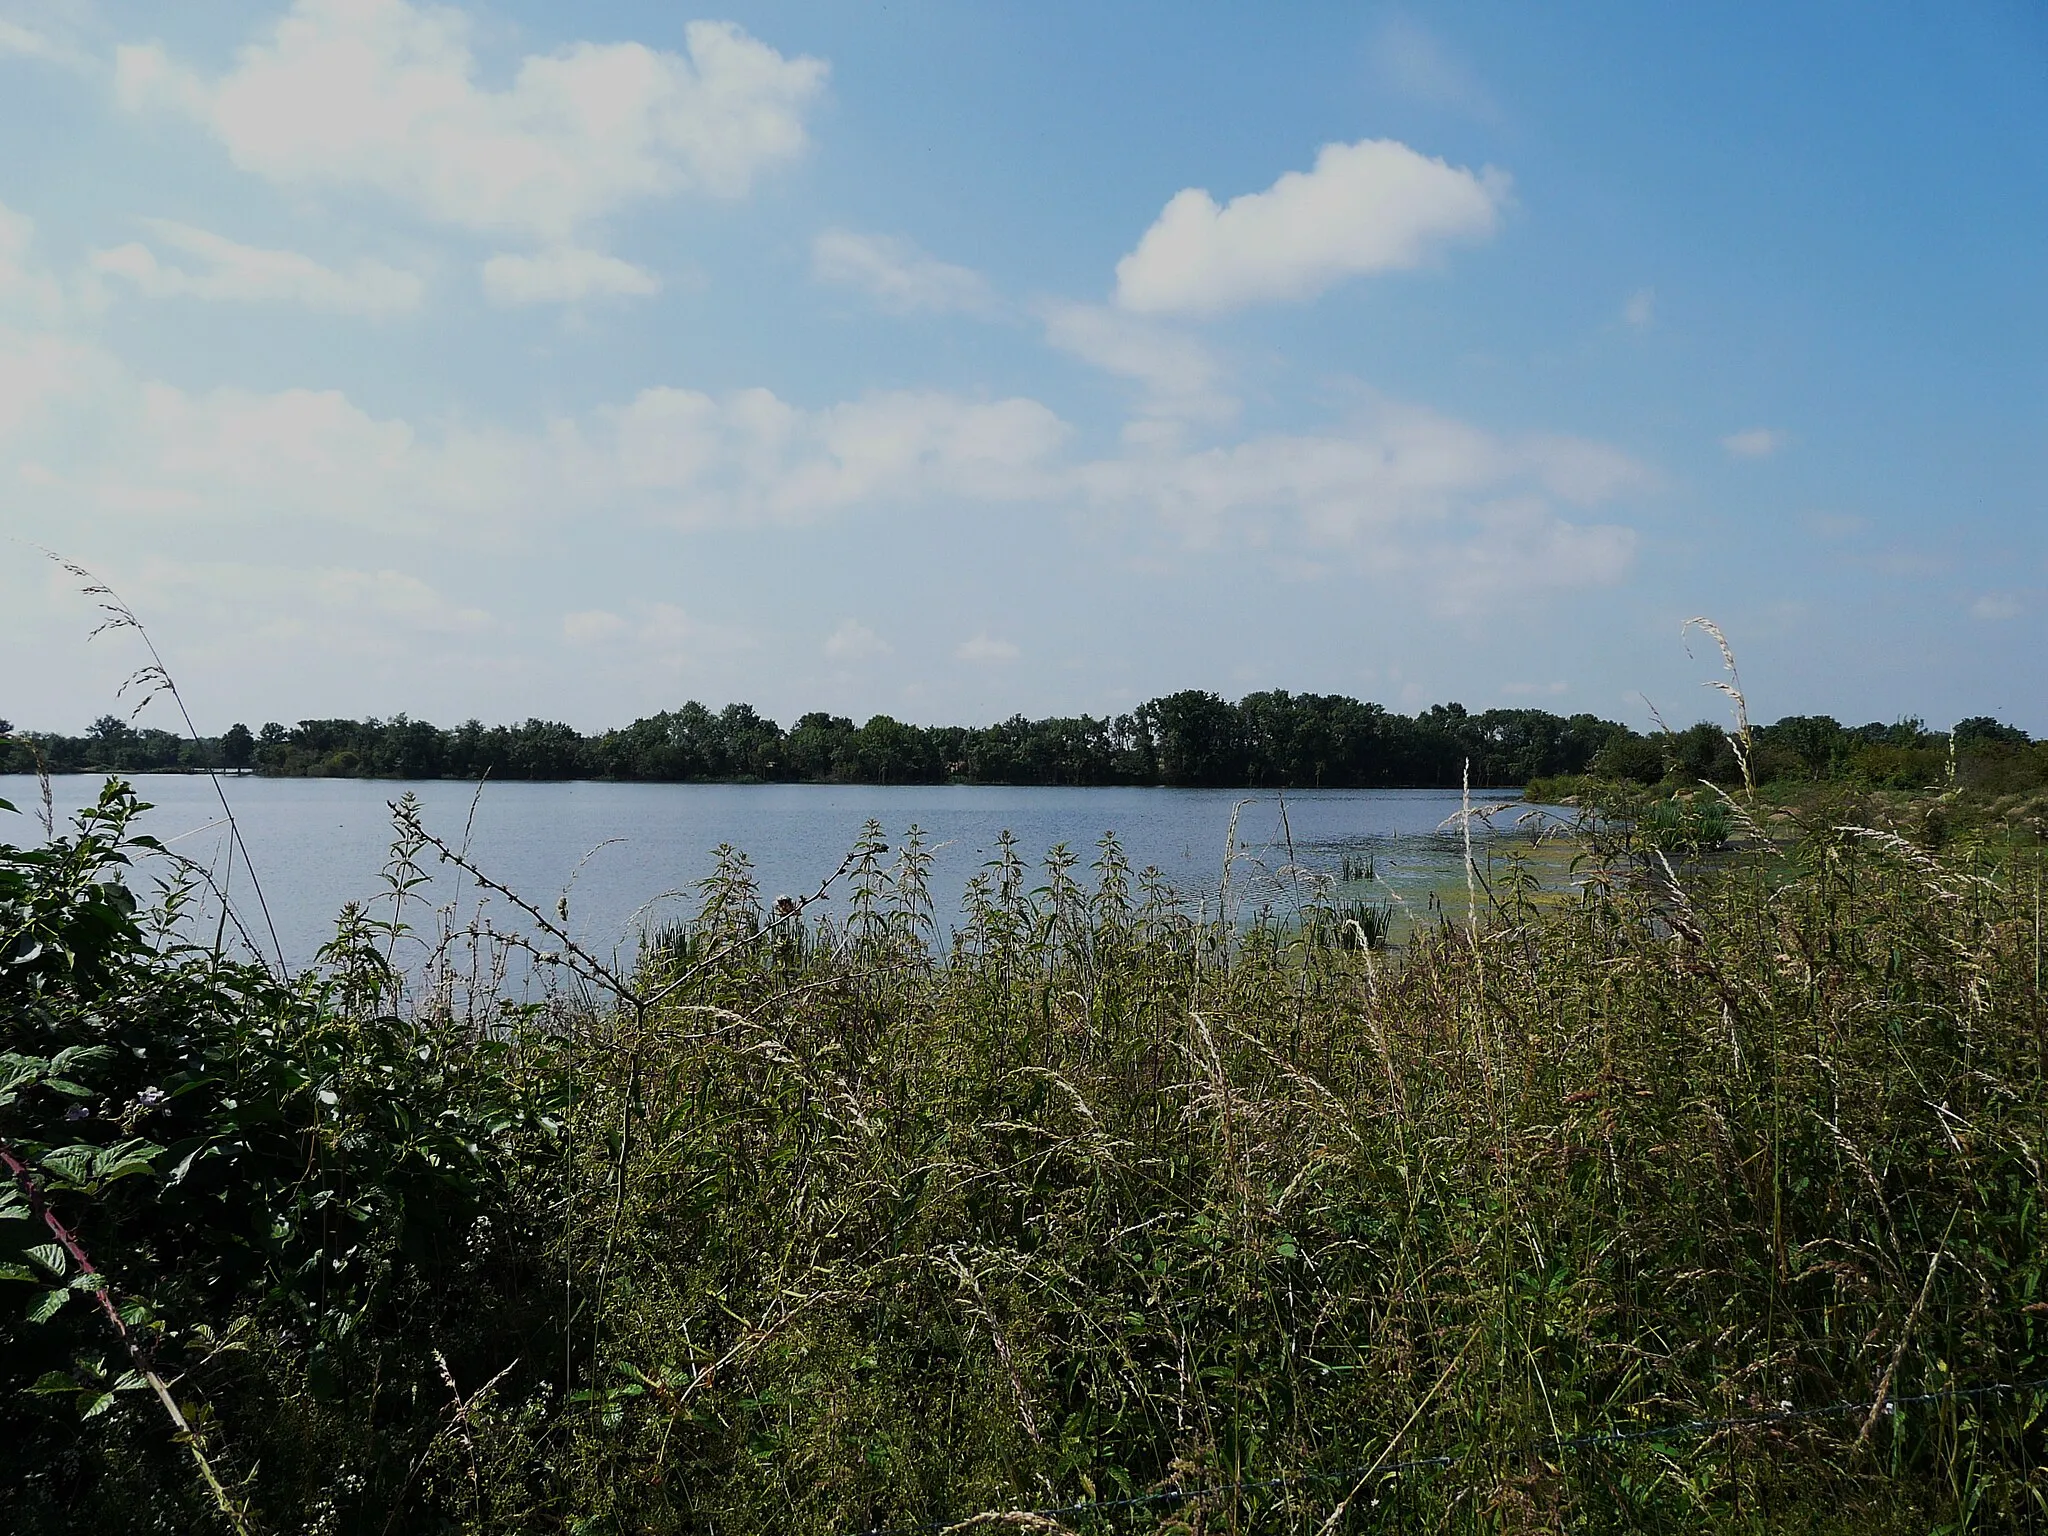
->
2, 775, 1546, 971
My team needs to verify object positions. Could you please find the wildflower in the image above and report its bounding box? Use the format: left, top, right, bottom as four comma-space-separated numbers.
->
135, 1087, 166, 1107
64, 1105, 91, 1122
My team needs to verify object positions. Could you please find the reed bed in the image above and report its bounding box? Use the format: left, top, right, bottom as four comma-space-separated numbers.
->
5, 794, 2047, 1534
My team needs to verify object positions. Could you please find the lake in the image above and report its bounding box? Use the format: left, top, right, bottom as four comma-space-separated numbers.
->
1, 774, 1549, 973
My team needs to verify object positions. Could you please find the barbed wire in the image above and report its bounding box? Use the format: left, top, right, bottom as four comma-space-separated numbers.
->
842, 1373, 2048, 1536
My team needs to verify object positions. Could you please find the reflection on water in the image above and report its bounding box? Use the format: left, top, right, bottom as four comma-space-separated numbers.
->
1, 774, 1560, 971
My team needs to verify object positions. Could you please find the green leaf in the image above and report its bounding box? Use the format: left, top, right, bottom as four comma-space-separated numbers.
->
25, 1243, 66, 1278
79, 1392, 116, 1419
25, 1288, 69, 1323
38, 1148, 98, 1186
28, 1371, 75, 1395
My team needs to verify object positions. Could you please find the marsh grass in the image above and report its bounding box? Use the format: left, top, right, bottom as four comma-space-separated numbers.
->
364, 794, 2043, 1534
7, 765, 2048, 1534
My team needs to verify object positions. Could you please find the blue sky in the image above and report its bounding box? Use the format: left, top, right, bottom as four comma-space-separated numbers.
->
2, 1, 2043, 735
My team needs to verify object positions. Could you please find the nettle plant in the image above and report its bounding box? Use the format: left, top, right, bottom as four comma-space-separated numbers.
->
0, 781, 557, 1523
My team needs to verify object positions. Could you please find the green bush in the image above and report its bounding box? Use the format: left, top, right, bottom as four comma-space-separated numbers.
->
1, 783, 563, 1532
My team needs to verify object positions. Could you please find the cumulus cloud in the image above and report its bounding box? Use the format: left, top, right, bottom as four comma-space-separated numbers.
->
1041, 301, 1232, 423
1721, 427, 1788, 459
1972, 594, 2021, 622
89, 220, 425, 313
1114, 139, 1507, 316
115, 3, 827, 242
1, 291, 1071, 538
811, 229, 996, 316
1083, 398, 1646, 545
1079, 399, 1646, 606
1, 209, 1644, 623
824, 618, 890, 662
607, 385, 1069, 526
954, 633, 1019, 663
482, 248, 661, 306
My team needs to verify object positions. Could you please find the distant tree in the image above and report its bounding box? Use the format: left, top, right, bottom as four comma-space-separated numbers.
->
0, 718, 11, 737
1953, 716, 2030, 750
1760, 715, 1849, 779
1141, 690, 1245, 786
1592, 734, 1666, 785
221, 722, 255, 770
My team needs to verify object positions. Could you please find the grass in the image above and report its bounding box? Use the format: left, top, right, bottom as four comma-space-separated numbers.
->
5, 780, 2048, 1533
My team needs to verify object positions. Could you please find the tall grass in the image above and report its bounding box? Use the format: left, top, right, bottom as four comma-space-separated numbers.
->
421, 804, 2044, 1532
6, 786, 2047, 1532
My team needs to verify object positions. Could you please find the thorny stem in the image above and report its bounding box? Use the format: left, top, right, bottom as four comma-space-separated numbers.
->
0, 1142, 256, 1535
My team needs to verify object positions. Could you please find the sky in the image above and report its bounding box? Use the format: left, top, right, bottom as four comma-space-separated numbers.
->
1, 0, 2044, 737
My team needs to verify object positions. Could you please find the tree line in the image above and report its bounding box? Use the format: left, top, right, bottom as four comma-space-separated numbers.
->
0, 696, 2037, 792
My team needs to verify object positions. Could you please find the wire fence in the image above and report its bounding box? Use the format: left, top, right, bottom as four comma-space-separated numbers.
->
843, 1374, 2048, 1536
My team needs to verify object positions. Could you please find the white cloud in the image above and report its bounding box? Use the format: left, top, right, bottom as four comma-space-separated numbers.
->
1, 231, 1645, 622
1, 301, 1068, 538
1721, 427, 1788, 459
1041, 301, 1233, 423
116, 3, 827, 242
560, 602, 747, 663
0, 19, 64, 62
637, 601, 751, 665
89, 220, 424, 313
482, 248, 660, 306
824, 618, 890, 662
608, 385, 1069, 526
1079, 399, 1646, 606
1084, 398, 1647, 544
954, 632, 1019, 663
1500, 680, 1568, 697
1114, 139, 1507, 316
106, 557, 492, 652
0, 17, 96, 70
314, 566, 490, 632
811, 229, 996, 316
1971, 594, 2021, 621
1623, 288, 1654, 329
1, 346, 544, 533
563, 608, 630, 645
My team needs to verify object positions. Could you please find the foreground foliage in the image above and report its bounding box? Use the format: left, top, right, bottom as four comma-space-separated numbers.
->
3, 783, 2046, 1532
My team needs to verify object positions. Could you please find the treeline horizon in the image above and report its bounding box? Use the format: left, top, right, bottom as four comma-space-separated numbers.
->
1, 692, 2039, 793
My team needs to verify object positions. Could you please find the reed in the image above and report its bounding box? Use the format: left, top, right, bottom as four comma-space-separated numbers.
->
4, 739, 2046, 1532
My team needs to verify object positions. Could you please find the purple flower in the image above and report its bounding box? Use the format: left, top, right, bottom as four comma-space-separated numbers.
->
135, 1087, 166, 1107
64, 1105, 91, 1122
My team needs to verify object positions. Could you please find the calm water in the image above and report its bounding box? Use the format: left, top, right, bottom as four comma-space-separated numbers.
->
1, 775, 1544, 971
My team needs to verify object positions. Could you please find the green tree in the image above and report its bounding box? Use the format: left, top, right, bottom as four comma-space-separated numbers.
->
219, 723, 254, 771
